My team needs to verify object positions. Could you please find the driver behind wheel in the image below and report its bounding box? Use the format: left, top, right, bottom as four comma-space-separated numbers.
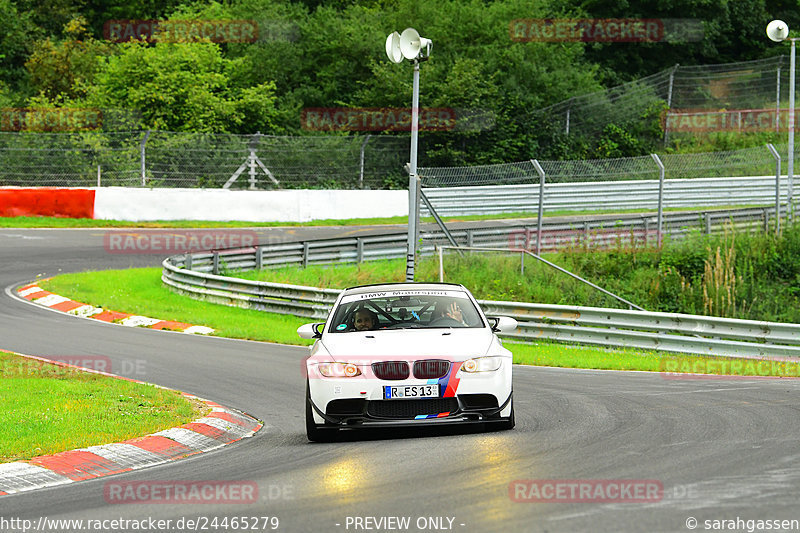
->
353, 308, 379, 331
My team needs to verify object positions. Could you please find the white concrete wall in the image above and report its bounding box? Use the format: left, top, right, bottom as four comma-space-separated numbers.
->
93, 188, 408, 222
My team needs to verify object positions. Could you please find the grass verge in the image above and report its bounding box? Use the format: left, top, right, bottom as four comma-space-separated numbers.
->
0, 205, 761, 228
39, 268, 312, 345
0, 350, 208, 462
35, 268, 800, 379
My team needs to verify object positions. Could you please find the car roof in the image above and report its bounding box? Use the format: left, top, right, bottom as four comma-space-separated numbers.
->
341, 282, 468, 296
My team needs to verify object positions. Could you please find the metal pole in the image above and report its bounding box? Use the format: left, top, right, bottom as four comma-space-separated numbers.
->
140, 129, 151, 186
531, 159, 546, 255
651, 153, 665, 247
777, 66, 782, 132
438, 246, 444, 282
789, 40, 795, 219
767, 143, 782, 234
97, 165, 101, 187
565, 107, 570, 135
663, 64, 678, 145
406, 60, 421, 282
359, 134, 371, 189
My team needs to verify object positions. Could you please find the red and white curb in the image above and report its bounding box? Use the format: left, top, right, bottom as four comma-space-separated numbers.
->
16, 282, 215, 335
0, 353, 263, 496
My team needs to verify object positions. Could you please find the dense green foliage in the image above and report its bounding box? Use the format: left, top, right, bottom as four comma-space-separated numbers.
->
0, 0, 794, 163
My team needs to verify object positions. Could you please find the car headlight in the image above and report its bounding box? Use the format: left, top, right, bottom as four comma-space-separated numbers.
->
460, 356, 502, 373
317, 362, 362, 378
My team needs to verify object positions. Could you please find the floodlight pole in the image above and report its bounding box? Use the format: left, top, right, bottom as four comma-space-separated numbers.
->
406, 59, 421, 281
789, 38, 796, 219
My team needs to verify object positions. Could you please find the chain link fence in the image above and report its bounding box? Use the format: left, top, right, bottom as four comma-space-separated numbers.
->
0, 131, 409, 189
420, 143, 786, 187
530, 55, 791, 140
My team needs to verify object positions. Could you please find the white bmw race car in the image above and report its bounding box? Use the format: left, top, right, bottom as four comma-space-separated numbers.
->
298, 283, 518, 441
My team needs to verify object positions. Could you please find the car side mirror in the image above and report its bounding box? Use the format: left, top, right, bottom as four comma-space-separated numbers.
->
488, 316, 517, 333
297, 323, 324, 339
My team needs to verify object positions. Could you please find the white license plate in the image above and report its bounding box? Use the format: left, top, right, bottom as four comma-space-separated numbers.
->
384, 384, 440, 399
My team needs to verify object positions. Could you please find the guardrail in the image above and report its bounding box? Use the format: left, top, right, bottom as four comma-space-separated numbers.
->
172, 207, 781, 276
162, 211, 800, 359
420, 176, 788, 217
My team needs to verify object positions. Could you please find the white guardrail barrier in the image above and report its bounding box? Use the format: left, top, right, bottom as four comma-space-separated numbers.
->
162, 212, 800, 359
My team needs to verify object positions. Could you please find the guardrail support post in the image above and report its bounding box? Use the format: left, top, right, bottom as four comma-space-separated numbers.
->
651, 153, 665, 247
466, 230, 474, 248
704, 213, 712, 235
212, 251, 219, 275
185, 253, 193, 270
531, 159, 546, 255
302, 242, 310, 269
356, 238, 364, 263
255, 247, 263, 270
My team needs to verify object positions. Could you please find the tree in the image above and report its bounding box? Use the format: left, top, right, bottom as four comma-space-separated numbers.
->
85, 40, 277, 132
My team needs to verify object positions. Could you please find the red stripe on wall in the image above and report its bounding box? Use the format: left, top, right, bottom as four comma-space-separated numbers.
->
0, 188, 95, 218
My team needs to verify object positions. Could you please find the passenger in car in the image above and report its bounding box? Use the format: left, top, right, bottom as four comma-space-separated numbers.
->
432, 300, 467, 326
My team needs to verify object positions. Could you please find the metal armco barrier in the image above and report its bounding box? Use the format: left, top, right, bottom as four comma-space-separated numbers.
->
420, 176, 788, 217
162, 211, 800, 358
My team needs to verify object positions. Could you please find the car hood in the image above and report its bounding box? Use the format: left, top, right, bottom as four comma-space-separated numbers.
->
319, 328, 495, 361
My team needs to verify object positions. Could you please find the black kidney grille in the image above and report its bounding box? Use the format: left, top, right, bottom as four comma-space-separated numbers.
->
413, 359, 451, 379
371, 361, 410, 380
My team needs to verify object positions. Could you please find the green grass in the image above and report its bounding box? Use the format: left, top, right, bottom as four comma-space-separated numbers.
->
0, 350, 208, 462
39, 268, 313, 345
35, 267, 800, 379
0, 204, 762, 228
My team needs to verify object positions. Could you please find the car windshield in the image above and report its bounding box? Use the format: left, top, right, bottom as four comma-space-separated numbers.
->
328, 289, 484, 332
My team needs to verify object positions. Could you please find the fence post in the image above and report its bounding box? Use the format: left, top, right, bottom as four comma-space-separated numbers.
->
97, 165, 101, 187
359, 135, 371, 189
650, 153, 665, 247
531, 159, 546, 255
663, 64, 679, 145
140, 130, 151, 186
767, 143, 782, 235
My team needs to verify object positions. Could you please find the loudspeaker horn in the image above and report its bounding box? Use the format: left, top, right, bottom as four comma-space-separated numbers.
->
385, 31, 403, 63
767, 20, 789, 42
400, 27, 432, 60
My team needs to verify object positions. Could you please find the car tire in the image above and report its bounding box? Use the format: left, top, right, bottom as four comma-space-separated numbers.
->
306, 381, 337, 442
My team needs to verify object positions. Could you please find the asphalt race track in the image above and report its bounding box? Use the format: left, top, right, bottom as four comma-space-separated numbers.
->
3, 226, 800, 533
